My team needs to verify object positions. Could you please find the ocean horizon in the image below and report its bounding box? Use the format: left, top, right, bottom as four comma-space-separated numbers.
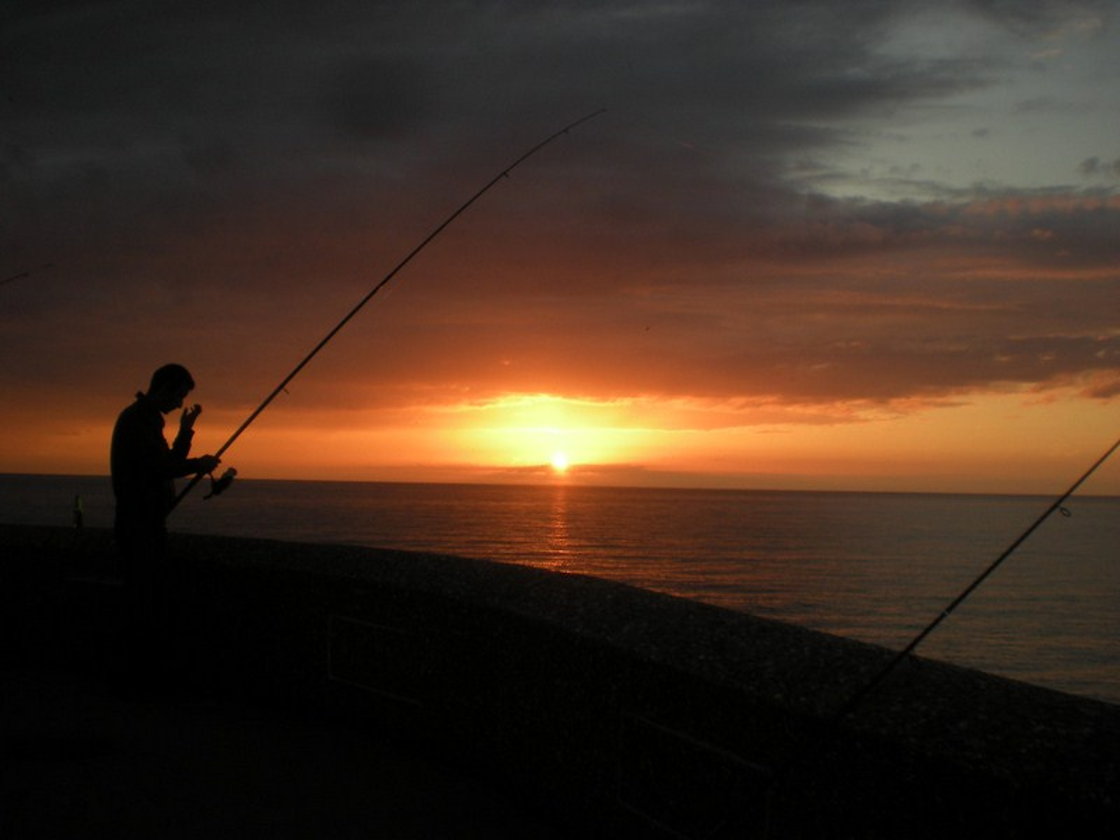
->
3, 472, 1118, 705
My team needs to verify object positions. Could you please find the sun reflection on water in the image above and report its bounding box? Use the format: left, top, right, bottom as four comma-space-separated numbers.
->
543, 485, 574, 570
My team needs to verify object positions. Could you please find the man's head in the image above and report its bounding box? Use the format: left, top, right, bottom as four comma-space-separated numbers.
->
145, 364, 195, 413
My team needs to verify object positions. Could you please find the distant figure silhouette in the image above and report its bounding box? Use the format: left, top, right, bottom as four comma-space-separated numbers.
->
110, 363, 219, 691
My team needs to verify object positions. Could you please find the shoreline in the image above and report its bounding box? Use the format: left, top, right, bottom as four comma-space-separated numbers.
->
4, 523, 1119, 836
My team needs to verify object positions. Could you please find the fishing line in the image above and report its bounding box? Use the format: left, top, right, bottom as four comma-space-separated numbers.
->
170, 110, 604, 512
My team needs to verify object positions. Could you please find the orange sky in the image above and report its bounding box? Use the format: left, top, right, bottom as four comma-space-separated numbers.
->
2, 2, 1118, 496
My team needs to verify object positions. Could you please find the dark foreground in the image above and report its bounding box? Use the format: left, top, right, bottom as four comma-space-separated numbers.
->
2, 669, 561, 838
3, 524, 1119, 838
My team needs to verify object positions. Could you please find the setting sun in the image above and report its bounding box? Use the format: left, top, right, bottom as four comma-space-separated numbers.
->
441, 394, 654, 473
3, 2, 1120, 502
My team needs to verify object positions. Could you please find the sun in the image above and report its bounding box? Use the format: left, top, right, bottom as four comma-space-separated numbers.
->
451, 394, 653, 474
550, 451, 570, 473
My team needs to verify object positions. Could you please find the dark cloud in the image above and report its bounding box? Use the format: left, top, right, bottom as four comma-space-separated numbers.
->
964, 0, 1109, 33
324, 57, 435, 141
1079, 156, 1120, 178
744, 192, 1120, 267
1, 0, 1117, 447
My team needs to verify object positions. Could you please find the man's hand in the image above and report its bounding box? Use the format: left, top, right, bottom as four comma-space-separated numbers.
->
196, 454, 221, 475
180, 403, 203, 433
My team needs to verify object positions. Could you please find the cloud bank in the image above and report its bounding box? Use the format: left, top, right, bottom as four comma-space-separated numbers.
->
2, 0, 1117, 453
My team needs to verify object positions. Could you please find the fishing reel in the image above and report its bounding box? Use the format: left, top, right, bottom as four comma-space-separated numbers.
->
203, 467, 238, 500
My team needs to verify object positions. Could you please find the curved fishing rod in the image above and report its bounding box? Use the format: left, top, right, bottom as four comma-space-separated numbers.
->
829, 432, 1120, 725
1, 263, 54, 286
171, 110, 604, 511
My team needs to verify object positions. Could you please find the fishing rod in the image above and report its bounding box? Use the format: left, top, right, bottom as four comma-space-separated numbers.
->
739, 435, 1120, 840
170, 109, 604, 512
829, 432, 1120, 725
1, 263, 54, 286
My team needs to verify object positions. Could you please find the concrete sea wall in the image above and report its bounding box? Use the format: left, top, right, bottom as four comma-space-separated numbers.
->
3, 524, 1118, 837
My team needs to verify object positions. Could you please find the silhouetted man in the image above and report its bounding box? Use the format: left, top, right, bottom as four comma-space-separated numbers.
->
110, 363, 219, 690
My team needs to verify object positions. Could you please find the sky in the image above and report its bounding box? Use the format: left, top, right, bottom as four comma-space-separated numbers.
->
2, 0, 1119, 494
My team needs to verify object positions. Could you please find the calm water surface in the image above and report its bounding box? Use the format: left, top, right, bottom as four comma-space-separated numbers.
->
3, 474, 1117, 704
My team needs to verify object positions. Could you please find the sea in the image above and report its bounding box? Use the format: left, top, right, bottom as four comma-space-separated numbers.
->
3, 473, 1118, 705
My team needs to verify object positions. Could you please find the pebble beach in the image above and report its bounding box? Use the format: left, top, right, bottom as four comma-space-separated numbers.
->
4, 522, 1119, 837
